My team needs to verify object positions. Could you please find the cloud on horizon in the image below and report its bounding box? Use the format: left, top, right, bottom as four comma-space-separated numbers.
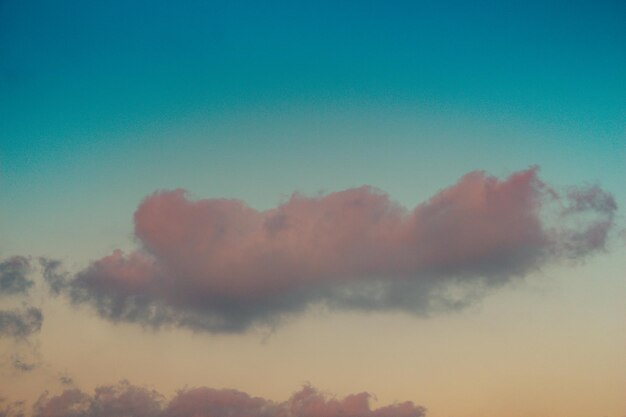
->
30, 381, 426, 417
52, 167, 616, 333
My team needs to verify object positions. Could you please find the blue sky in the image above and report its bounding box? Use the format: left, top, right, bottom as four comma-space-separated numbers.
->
2, 0, 624, 261
0, 2, 625, 416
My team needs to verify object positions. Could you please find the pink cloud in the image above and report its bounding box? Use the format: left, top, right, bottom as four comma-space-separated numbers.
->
33, 382, 163, 417
282, 385, 424, 417
68, 168, 616, 332
33, 389, 91, 417
164, 387, 271, 417
31, 383, 426, 417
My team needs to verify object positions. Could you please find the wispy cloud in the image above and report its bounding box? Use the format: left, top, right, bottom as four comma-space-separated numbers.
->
0, 256, 44, 376
0, 308, 42, 340
58, 373, 74, 386
11, 355, 36, 373
32, 381, 426, 417
0, 256, 42, 340
0, 256, 32, 297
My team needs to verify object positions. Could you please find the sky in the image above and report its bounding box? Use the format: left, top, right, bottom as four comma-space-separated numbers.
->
0, 1, 625, 416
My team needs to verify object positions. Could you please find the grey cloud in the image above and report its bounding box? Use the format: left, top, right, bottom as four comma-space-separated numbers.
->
12, 356, 36, 373
0, 308, 43, 339
39, 258, 70, 296
59, 374, 74, 386
0, 258, 44, 376
0, 257, 32, 297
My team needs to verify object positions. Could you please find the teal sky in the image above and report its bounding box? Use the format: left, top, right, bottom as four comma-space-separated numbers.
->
0, 1, 625, 416
2, 1, 624, 263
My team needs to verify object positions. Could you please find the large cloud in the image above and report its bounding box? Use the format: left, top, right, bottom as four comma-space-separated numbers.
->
65, 168, 616, 332
32, 382, 426, 417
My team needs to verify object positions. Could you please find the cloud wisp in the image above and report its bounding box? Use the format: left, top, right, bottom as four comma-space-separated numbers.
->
56, 168, 616, 333
0, 256, 32, 297
30, 381, 426, 417
0, 257, 43, 342
0, 308, 42, 340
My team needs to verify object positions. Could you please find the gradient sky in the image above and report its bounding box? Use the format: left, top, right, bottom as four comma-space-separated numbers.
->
1, 1, 625, 417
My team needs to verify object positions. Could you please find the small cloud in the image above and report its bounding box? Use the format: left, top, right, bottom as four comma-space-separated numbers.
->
0, 256, 32, 297
0, 258, 45, 375
58, 374, 74, 386
39, 258, 70, 296
12, 356, 36, 373
0, 308, 43, 340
